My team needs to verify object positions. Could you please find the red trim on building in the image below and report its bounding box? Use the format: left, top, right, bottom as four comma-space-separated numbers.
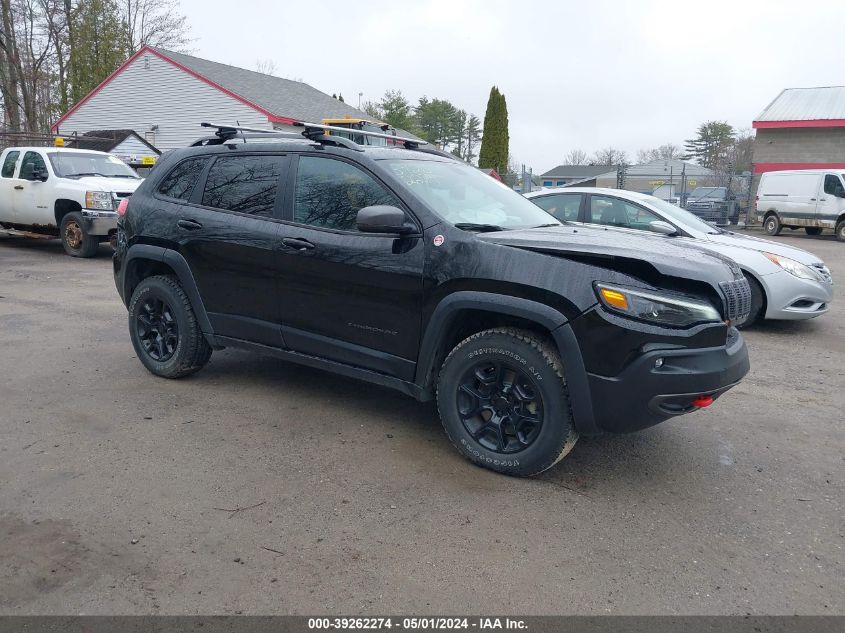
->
752, 119, 845, 129
754, 162, 845, 174
52, 46, 298, 132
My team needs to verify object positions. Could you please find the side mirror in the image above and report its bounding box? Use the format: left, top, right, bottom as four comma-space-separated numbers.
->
649, 220, 678, 236
356, 205, 414, 234
836, 188, 845, 198
33, 168, 48, 182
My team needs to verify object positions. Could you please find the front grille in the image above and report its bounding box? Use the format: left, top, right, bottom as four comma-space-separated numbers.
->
811, 263, 833, 284
719, 278, 752, 325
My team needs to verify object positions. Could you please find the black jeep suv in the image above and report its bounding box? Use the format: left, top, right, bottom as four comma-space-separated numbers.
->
113, 127, 751, 476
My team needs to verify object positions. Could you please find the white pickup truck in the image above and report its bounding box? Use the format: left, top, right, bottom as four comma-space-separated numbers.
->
0, 146, 142, 257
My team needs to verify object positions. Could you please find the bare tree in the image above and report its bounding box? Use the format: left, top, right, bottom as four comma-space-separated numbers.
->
254, 58, 276, 76
592, 146, 627, 166
636, 143, 682, 164
562, 148, 588, 165
122, 0, 191, 52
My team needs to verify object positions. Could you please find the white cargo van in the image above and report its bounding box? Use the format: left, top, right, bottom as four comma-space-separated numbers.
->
756, 169, 845, 241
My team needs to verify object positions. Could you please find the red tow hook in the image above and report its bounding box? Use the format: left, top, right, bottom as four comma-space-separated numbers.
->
692, 395, 714, 408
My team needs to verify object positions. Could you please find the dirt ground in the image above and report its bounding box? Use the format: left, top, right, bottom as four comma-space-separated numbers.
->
0, 230, 842, 615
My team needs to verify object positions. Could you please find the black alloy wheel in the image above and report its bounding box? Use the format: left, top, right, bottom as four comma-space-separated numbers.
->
135, 296, 179, 362
457, 360, 544, 454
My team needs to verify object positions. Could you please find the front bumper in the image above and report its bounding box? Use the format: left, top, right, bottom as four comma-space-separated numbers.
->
80, 210, 118, 236
761, 269, 833, 320
585, 327, 749, 434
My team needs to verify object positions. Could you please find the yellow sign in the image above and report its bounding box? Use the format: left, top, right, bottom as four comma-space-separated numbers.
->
688, 179, 697, 186
649, 180, 666, 186
141, 155, 157, 165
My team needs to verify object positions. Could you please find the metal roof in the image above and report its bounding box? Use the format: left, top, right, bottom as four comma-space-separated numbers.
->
155, 48, 423, 140
540, 165, 618, 179
755, 86, 845, 122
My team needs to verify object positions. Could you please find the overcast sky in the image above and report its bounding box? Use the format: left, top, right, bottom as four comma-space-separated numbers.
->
180, 0, 844, 173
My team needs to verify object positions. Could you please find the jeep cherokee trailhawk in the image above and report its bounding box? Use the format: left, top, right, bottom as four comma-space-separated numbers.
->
113, 123, 751, 476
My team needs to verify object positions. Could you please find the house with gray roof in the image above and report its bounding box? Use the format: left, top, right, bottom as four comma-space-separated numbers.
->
51, 46, 401, 149
538, 165, 616, 187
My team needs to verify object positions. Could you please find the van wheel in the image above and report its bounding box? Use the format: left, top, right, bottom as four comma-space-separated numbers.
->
836, 221, 845, 242
436, 328, 578, 477
60, 212, 99, 257
763, 214, 781, 236
738, 273, 764, 329
805, 227, 823, 236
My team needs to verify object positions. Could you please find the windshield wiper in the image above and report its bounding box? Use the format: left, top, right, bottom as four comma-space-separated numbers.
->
63, 172, 109, 178
531, 223, 562, 228
454, 223, 507, 233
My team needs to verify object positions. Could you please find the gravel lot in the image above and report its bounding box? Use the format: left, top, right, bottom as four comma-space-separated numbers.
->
0, 230, 842, 615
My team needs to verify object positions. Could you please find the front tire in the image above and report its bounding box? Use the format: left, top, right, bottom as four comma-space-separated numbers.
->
805, 227, 823, 236
60, 212, 99, 257
836, 220, 845, 242
436, 328, 578, 477
738, 273, 765, 329
128, 275, 212, 378
763, 214, 781, 236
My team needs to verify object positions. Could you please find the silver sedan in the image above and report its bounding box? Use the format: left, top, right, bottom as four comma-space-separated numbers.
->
525, 187, 833, 326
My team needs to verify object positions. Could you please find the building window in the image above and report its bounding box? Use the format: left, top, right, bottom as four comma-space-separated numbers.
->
542, 180, 552, 187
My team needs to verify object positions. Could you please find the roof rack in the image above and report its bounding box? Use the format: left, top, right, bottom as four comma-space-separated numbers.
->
200, 121, 426, 150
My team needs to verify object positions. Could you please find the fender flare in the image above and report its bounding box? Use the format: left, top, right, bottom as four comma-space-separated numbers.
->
414, 291, 596, 434
124, 244, 215, 341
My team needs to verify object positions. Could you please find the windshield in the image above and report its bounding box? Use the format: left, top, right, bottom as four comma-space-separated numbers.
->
688, 187, 726, 200
644, 196, 723, 234
383, 159, 560, 231
48, 152, 140, 179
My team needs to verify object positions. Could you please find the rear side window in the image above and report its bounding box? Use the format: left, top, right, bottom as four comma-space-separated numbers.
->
158, 157, 208, 201
294, 156, 400, 231
2, 151, 19, 178
201, 155, 285, 217
531, 193, 582, 222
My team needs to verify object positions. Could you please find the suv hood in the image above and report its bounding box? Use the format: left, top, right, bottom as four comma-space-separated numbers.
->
477, 225, 739, 285
704, 231, 822, 265
70, 175, 142, 192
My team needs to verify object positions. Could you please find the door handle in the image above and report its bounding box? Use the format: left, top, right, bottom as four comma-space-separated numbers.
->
282, 237, 315, 251
177, 219, 203, 231
13, 185, 23, 190
819, 198, 827, 202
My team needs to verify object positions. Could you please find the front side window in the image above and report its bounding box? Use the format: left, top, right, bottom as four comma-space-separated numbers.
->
202, 155, 285, 217
20, 151, 47, 179
589, 195, 660, 230
294, 156, 400, 231
2, 151, 19, 178
531, 193, 582, 222
158, 157, 208, 201
823, 174, 843, 196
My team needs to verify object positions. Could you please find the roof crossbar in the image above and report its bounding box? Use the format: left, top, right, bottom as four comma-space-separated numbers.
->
200, 121, 426, 150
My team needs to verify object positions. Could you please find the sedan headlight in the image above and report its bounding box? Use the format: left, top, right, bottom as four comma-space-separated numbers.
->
595, 283, 722, 327
85, 191, 114, 210
763, 253, 817, 280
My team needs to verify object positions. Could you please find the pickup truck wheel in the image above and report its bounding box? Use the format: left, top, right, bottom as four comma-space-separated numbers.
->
128, 275, 212, 378
763, 214, 781, 236
60, 212, 99, 257
836, 220, 845, 242
804, 227, 823, 236
437, 327, 578, 477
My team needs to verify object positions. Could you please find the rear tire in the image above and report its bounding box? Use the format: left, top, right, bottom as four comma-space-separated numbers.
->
60, 212, 99, 257
805, 227, 823, 236
763, 214, 781, 236
436, 327, 578, 477
738, 273, 764, 329
128, 275, 212, 378
836, 220, 845, 242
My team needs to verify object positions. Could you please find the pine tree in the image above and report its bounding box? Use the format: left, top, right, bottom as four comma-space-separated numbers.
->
478, 86, 509, 174
70, 0, 130, 104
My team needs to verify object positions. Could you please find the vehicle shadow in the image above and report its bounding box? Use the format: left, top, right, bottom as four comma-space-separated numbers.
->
0, 235, 113, 259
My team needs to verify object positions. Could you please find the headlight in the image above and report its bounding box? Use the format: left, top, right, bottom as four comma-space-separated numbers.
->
595, 283, 722, 327
85, 191, 114, 210
763, 253, 817, 280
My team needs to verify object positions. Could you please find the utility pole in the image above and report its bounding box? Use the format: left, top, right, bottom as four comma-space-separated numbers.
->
358, 92, 363, 109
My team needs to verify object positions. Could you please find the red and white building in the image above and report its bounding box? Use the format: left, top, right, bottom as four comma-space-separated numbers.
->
752, 86, 845, 180
52, 46, 382, 150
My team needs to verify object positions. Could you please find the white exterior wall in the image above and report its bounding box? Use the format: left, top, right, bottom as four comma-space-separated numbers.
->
56, 52, 271, 150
